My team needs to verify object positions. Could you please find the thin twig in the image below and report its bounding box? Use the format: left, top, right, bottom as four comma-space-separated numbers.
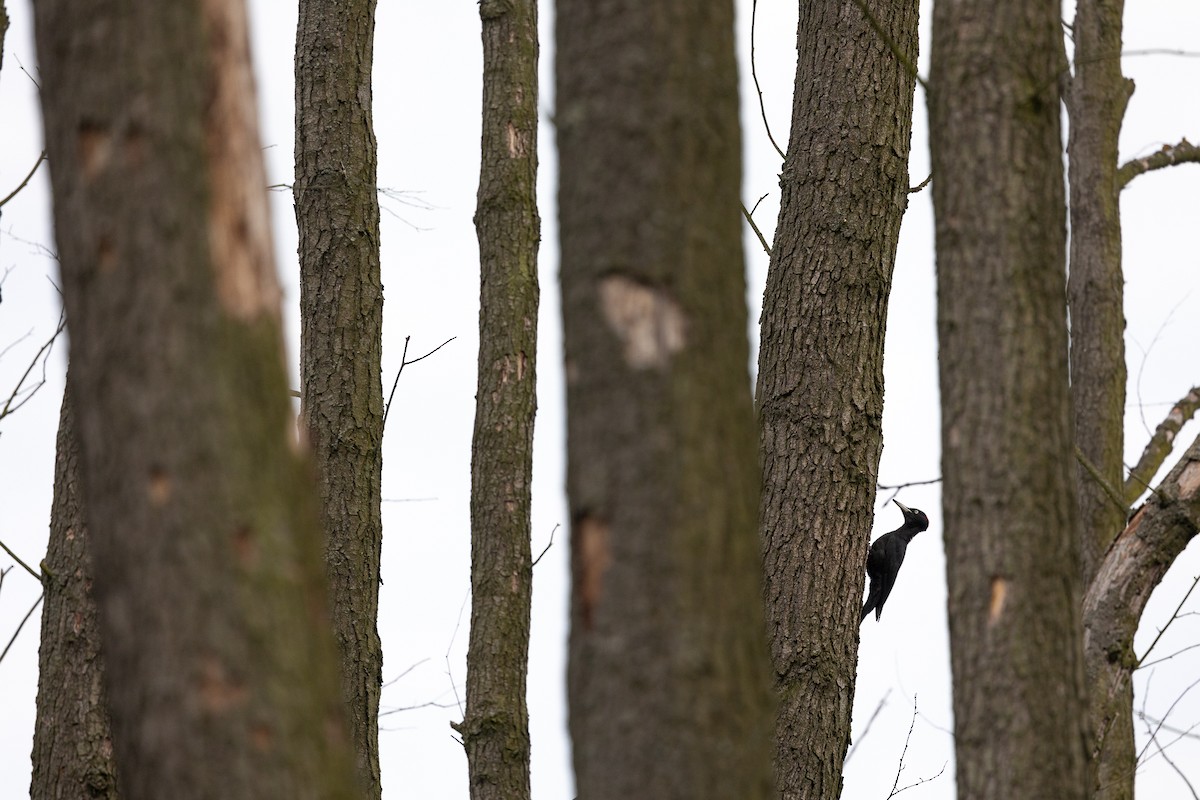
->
1075, 446, 1129, 517
908, 173, 932, 193
846, 689, 891, 762
1135, 674, 1200, 765
0, 314, 65, 422
0, 539, 41, 581
0, 151, 47, 209
741, 203, 772, 257
382, 335, 457, 430
0, 593, 44, 664
1137, 574, 1200, 667
749, 0, 786, 160
888, 695, 919, 797
532, 523, 559, 568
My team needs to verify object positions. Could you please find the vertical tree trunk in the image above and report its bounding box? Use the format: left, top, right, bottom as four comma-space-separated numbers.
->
30, 382, 119, 800
294, 2, 384, 795
556, 3, 775, 798
929, 2, 1091, 797
456, 3, 539, 799
756, 2, 919, 796
1064, 3, 1137, 796
33, 2, 360, 798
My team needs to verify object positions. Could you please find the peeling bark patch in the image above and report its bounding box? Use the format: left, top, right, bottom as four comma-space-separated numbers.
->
78, 122, 112, 180
598, 275, 686, 369
506, 122, 528, 158
1178, 460, 1200, 497
200, 0, 281, 322
147, 466, 171, 506
988, 577, 1008, 625
574, 515, 611, 630
198, 657, 247, 713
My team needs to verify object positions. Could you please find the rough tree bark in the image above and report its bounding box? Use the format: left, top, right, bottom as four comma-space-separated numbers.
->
556, 2, 776, 798
1062, 1, 1137, 796
929, 1, 1091, 797
755, 1, 919, 796
33, 2, 360, 798
455, 1, 539, 799
30, 383, 119, 800
294, 2, 384, 795
1083, 431, 1200, 800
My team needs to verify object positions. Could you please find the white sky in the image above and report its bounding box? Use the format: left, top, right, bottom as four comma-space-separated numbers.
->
1, 2, 1198, 798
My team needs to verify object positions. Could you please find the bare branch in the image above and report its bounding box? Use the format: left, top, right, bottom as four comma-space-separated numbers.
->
908, 173, 932, 194
1125, 386, 1200, 504
1136, 573, 1199, 667
1075, 445, 1130, 517
0, 593, 44, 664
741, 202, 772, 257
845, 689, 890, 763
382, 335, 457, 431
0, 538, 42, 581
749, 0, 785, 161
0, 150, 47, 209
532, 523, 559, 567
1118, 139, 1200, 189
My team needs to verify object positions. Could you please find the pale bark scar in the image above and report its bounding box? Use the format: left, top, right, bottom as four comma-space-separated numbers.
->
988, 576, 1008, 625
575, 515, 611, 630
598, 275, 686, 369
1178, 459, 1200, 497
78, 123, 112, 180
506, 121, 528, 158
147, 466, 171, 506
200, 0, 281, 322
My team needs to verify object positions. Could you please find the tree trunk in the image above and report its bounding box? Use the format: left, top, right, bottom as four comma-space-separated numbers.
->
1083, 433, 1200, 799
556, 2, 775, 798
929, 2, 1091, 797
455, 2, 539, 799
1062, 3, 1137, 796
30, 382, 119, 800
756, 1, 919, 796
1068, 1, 1132, 592
294, 2, 384, 795
33, 2, 360, 798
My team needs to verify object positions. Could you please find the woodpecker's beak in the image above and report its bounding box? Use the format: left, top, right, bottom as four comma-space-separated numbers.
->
893, 498, 912, 515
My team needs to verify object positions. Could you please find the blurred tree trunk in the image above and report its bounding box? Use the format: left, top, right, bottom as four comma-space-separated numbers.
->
30, 381, 119, 800
556, 2, 775, 798
755, 1, 919, 795
929, 1, 1091, 797
33, 2, 360, 798
455, 1, 539, 799
294, 2, 384, 795
1062, 1, 1136, 796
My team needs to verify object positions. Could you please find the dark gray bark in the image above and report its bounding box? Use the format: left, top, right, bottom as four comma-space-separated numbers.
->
755, 1, 920, 796
1063, 1, 1135, 796
33, 1, 360, 797
30, 383, 119, 800
294, 2, 384, 795
556, 2, 775, 798
455, 2, 539, 799
929, 1, 1091, 797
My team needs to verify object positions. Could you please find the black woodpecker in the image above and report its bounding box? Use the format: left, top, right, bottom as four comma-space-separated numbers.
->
861, 498, 929, 623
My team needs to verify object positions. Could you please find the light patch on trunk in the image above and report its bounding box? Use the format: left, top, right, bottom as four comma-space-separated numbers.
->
988, 576, 1008, 625
200, 0, 281, 322
575, 515, 611, 630
1178, 459, 1200, 497
599, 275, 686, 369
